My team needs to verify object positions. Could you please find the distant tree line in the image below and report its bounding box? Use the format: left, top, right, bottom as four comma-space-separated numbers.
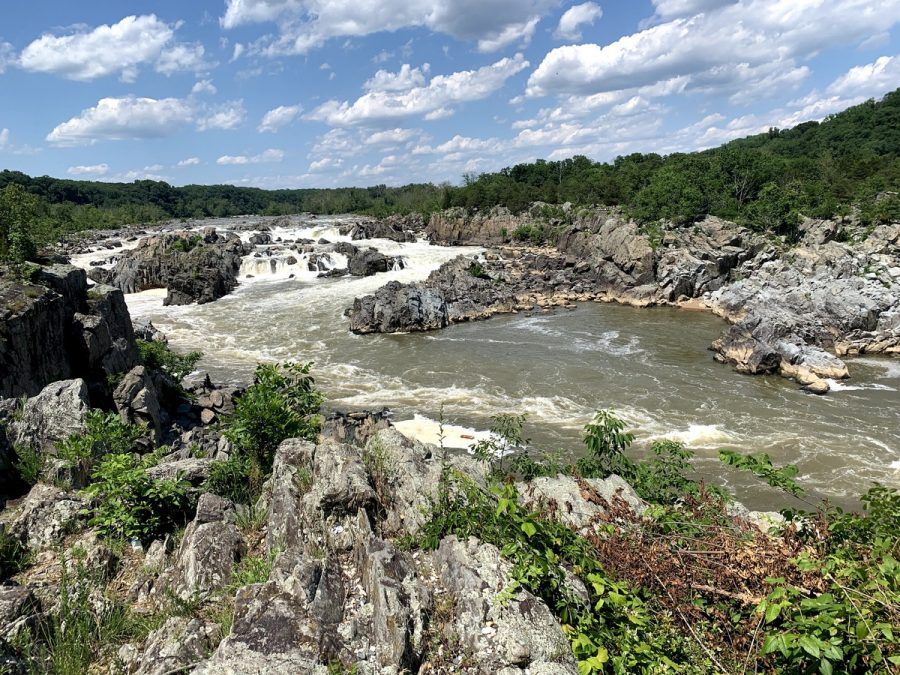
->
2, 89, 898, 262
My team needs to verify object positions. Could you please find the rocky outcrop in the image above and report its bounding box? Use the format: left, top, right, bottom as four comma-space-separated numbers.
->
0, 265, 138, 399
708, 224, 900, 392
427, 206, 518, 245
342, 218, 418, 242
113, 366, 165, 442
7, 378, 90, 453
88, 230, 250, 306
331, 242, 404, 277
0, 483, 86, 551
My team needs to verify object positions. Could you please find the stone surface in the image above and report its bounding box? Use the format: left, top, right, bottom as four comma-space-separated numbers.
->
9, 378, 90, 453
0, 484, 86, 551
113, 366, 164, 442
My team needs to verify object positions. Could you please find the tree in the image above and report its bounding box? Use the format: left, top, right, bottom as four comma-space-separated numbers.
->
0, 183, 39, 262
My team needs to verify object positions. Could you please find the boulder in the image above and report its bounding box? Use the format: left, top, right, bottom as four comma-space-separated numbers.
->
113, 366, 164, 442
9, 378, 90, 453
434, 536, 578, 674
1, 484, 87, 551
133, 617, 222, 675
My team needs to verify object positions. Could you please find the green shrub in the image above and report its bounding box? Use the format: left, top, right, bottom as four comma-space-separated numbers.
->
13, 443, 46, 486
0, 526, 29, 581
83, 453, 191, 543
224, 362, 323, 474
205, 454, 265, 506
576, 409, 636, 479
136, 339, 203, 381
57, 411, 146, 478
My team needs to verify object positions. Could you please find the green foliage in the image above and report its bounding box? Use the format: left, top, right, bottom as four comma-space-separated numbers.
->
718, 449, 805, 497
470, 412, 530, 476
511, 222, 549, 245
83, 453, 191, 543
22, 553, 146, 674
630, 440, 709, 506
576, 410, 637, 480
0, 526, 29, 581
224, 362, 323, 474
0, 183, 39, 262
418, 474, 705, 673
229, 549, 278, 590
205, 454, 266, 506
56, 411, 146, 477
171, 234, 202, 253
136, 339, 203, 381
758, 485, 900, 674
13, 443, 46, 486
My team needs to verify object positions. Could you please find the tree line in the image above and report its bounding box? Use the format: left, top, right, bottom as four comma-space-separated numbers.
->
2, 88, 899, 262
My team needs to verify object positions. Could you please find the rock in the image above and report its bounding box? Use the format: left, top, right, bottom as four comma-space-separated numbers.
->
155, 498, 243, 601
132, 318, 167, 343
321, 409, 392, 447
88, 232, 250, 306
195, 493, 236, 524
347, 220, 417, 243
133, 617, 223, 675
146, 458, 213, 486
8, 378, 90, 453
426, 206, 518, 245
0, 584, 40, 645
519, 475, 646, 534
1, 484, 86, 551
113, 366, 164, 442
356, 533, 430, 670
434, 536, 577, 673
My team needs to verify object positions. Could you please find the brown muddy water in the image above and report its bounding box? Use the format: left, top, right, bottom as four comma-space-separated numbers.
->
73, 216, 900, 510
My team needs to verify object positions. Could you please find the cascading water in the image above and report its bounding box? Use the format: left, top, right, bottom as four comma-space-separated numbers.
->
68, 214, 900, 509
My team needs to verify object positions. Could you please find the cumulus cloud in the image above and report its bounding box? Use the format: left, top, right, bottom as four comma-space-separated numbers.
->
650, 0, 737, 19
177, 157, 201, 167
309, 157, 343, 172
364, 64, 430, 92
0, 128, 9, 148
308, 54, 529, 125
364, 128, 419, 145
46, 96, 194, 145
67, 164, 109, 176
191, 79, 217, 95
528, 0, 900, 99
217, 148, 285, 164
18, 15, 209, 81
197, 100, 246, 131
554, 2, 603, 41
258, 104, 302, 132
0, 42, 14, 74
827, 55, 900, 98
220, 0, 554, 54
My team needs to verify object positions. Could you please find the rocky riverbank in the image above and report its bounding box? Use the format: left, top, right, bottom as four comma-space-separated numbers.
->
352, 207, 900, 393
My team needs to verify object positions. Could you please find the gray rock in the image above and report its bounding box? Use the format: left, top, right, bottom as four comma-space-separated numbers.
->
134, 617, 222, 675
0, 584, 40, 644
1, 484, 86, 551
146, 458, 213, 486
434, 536, 577, 673
9, 378, 90, 453
113, 366, 164, 442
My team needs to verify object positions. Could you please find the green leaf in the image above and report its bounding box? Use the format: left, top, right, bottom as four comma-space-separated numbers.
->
799, 636, 821, 658
765, 602, 781, 624
520, 521, 537, 538
819, 659, 833, 675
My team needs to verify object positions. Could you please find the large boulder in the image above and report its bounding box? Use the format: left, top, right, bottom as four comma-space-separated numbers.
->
434, 536, 578, 674
8, 378, 90, 453
0, 484, 87, 551
113, 366, 164, 442
349, 281, 448, 334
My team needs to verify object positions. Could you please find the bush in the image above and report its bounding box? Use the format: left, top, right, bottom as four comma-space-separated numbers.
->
57, 411, 146, 478
205, 454, 265, 506
0, 525, 29, 581
136, 339, 203, 382
83, 453, 192, 543
224, 362, 323, 474
13, 443, 47, 486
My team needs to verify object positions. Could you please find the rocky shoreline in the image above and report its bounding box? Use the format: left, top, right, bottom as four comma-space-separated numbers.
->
351, 207, 900, 394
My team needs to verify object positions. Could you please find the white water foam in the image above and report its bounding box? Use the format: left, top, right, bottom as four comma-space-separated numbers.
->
393, 414, 491, 450
824, 379, 896, 392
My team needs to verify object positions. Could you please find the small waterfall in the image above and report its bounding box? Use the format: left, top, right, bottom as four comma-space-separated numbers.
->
239, 254, 301, 278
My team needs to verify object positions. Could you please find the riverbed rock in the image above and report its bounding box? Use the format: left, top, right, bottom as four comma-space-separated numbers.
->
345, 219, 417, 243
88, 231, 250, 306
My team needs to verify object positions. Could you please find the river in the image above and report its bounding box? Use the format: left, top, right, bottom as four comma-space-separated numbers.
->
72, 215, 900, 509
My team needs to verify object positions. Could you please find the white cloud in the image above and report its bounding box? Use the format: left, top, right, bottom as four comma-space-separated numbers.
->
309, 157, 343, 171
650, 0, 737, 19
156, 43, 212, 76
528, 0, 900, 98
191, 79, 217, 95
0, 42, 14, 74
554, 2, 603, 41
198, 100, 246, 131
308, 54, 529, 125
0, 128, 8, 148
217, 148, 285, 164
364, 63, 430, 92
827, 55, 900, 98
18, 15, 208, 81
231, 43, 245, 61
46, 96, 194, 145
67, 164, 110, 176
220, 0, 555, 55
258, 104, 302, 132
177, 157, 201, 167
364, 128, 419, 145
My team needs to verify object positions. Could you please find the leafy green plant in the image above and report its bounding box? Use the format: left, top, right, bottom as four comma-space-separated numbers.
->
56, 411, 146, 477
13, 443, 46, 486
136, 339, 203, 382
205, 454, 265, 506
719, 449, 805, 497
576, 409, 637, 480
470, 412, 529, 475
0, 525, 29, 581
224, 362, 323, 474
83, 453, 192, 543
229, 549, 278, 591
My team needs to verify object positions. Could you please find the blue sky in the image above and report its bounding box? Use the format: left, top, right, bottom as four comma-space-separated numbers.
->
0, 0, 899, 188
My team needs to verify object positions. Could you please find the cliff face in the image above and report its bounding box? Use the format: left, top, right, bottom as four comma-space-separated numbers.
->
0, 265, 138, 399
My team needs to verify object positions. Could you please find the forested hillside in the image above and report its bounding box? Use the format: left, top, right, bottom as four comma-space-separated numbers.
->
1, 88, 898, 260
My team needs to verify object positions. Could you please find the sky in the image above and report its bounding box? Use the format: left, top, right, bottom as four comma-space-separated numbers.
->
0, 0, 899, 189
